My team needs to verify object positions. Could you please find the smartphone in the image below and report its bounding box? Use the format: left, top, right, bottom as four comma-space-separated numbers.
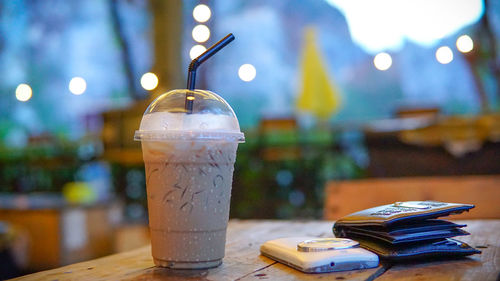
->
260, 237, 379, 273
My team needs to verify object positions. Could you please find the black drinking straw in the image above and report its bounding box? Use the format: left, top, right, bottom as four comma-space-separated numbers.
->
185, 33, 235, 112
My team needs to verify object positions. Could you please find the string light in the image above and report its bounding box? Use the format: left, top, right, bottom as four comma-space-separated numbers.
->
189, 45, 207, 60
140, 72, 159, 91
15, 83, 32, 102
238, 64, 256, 82
193, 4, 211, 23
69, 77, 87, 95
373, 52, 392, 71
436, 46, 453, 64
192, 24, 210, 43
456, 35, 473, 53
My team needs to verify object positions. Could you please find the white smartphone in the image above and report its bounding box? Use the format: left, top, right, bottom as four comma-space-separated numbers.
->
260, 237, 379, 273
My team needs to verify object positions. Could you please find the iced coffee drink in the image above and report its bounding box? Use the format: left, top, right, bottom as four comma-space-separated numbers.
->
135, 90, 244, 269
143, 140, 237, 268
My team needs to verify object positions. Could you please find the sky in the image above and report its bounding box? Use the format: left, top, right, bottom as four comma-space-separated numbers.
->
326, 0, 484, 54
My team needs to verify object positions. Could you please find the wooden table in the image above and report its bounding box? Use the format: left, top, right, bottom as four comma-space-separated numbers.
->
13, 220, 500, 281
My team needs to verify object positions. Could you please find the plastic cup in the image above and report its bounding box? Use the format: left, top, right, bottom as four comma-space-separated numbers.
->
134, 89, 244, 269
136, 33, 238, 269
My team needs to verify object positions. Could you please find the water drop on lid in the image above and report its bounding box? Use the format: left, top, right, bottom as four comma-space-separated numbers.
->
200, 122, 208, 129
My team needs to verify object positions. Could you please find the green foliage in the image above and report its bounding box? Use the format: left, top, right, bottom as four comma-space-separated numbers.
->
230, 129, 363, 219
0, 139, 85, 193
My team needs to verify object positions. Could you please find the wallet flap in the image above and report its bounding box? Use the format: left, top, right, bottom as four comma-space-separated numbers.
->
334, 201, 474, 228
339, 227, 469, 244
341, 219, 466, 235
387, 220, 466, 235
352, 237, 480, 261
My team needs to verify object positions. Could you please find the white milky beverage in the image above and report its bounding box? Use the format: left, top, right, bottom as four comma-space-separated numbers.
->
142, 140, 238, 269
135, 89, 244, 269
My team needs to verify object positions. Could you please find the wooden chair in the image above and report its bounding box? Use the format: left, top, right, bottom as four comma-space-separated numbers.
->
323, 175, 500, 220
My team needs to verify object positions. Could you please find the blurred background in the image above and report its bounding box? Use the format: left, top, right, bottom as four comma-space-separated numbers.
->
0, 0, 499, 278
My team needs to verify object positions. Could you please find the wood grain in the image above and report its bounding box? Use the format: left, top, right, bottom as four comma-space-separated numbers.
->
324, 176, 500, 220
12, 220, 381, 281
12, 220, 499, 281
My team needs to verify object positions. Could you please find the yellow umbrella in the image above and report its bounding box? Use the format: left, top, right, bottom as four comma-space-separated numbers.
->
296, 27, 341, 120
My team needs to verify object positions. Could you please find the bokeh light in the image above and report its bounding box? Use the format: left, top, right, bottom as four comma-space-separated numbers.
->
456, 35, 473, 53
193, 4, 211, 23
373, 52, 392, 71
140, 72, 159, 91
192, 25, 210, 43
436, 46, 453, 64
189, 45, 207, 60
69, 77, 87, 95
15, 83, 32, 102
238, 64, 256, 82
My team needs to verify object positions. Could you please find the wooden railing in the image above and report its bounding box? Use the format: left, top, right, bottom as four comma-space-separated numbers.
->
324, 175, 500, 220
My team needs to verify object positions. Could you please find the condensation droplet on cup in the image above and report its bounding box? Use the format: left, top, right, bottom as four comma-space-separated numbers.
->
200, 122, 208, 129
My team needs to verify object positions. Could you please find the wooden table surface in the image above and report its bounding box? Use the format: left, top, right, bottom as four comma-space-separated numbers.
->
13, 220, 500, 281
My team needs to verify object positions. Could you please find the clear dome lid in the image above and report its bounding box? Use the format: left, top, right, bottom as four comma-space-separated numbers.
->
134, 89, 244, 142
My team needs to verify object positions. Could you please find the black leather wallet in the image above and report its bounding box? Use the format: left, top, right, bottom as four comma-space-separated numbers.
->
333, 201, 481, 261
